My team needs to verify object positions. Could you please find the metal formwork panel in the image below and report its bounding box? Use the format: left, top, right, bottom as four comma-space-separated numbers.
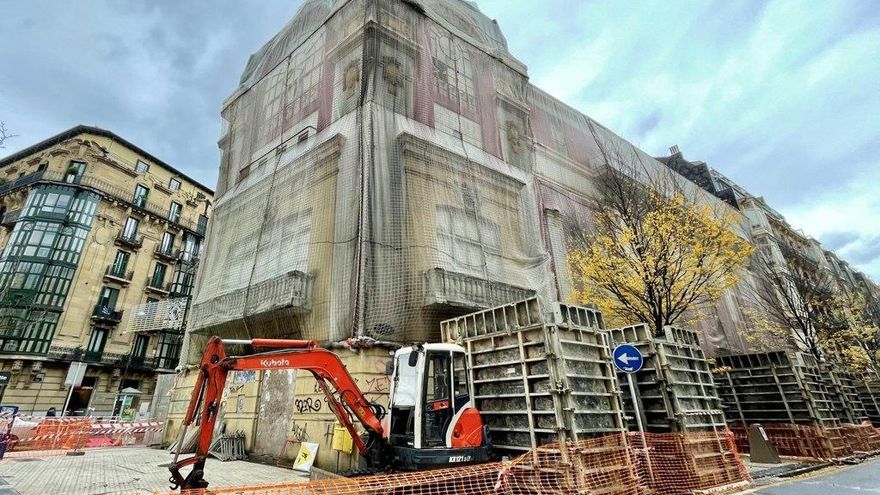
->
441, 298, 625, 454
608, 324, 726, 432
856, 378, 880, 426
713, 351, 841, 428
822, 365, 869, 425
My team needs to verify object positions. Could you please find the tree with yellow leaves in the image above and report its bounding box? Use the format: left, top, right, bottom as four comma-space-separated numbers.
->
750, 250, 879, 374
566, 150, 752, 336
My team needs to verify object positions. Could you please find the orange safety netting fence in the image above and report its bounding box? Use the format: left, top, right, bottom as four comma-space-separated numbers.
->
0, 414, 164, 459
155, 430, 749, 495
729, 422, 880, 460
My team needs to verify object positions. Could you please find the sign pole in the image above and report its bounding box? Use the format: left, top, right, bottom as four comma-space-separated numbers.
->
628, 372, 654, 484
61, 384, 76, 417
613, 344, 654, 484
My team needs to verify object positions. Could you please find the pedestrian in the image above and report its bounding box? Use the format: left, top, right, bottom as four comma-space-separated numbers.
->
46, 407, 56, 417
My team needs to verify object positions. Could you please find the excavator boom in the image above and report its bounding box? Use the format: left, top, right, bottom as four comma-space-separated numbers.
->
168, 337, 389, 490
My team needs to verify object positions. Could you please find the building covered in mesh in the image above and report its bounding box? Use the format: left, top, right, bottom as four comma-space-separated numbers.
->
183, 0, 758, 360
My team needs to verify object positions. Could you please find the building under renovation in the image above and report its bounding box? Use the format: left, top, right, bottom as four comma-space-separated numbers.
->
166, 0, 866, 470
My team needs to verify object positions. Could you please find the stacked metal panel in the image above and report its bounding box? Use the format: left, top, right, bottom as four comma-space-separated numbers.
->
713, 351, 841, 427
440, 297, 625, 454
856, 377, 880, 426
607, 324, 726, 432
821, 365, 869, 425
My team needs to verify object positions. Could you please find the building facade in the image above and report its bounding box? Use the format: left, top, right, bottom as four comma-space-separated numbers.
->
0, 126, 212, 417
166, 0, 770, 470
657, 146, 880, 354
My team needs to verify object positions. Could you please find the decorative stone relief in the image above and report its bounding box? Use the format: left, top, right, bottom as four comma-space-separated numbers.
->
383, 57, 403, 96
506, 121, 523, 155
343, 59, 361, 99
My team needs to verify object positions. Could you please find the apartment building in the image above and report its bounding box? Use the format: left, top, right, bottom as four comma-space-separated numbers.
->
0, 125, 212, 416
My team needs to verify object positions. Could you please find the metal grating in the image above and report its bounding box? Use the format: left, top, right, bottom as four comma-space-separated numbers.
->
608, 324, 726, 433
441, 298, 625, 456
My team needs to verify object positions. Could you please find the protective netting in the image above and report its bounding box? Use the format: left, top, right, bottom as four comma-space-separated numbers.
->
152, 431, 748, 495
183, 0, 755, 361
127, 297, 189, 333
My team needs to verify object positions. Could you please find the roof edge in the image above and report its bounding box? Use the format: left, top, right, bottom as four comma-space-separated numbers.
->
0, 125, 215, 195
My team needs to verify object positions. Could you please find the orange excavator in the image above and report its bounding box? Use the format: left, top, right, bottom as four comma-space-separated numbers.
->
168, 337, 490, 490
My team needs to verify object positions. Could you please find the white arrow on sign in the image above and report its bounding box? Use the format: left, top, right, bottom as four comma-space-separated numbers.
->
617, 353, 639, 365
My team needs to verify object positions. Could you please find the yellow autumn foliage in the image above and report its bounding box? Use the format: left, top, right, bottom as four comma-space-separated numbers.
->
569, 191, 752, 334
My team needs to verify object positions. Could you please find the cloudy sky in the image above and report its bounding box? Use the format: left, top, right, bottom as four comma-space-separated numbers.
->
2, 0, 879, 278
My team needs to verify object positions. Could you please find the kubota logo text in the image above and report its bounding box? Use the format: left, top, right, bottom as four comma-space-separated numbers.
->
260, 358, 290, 367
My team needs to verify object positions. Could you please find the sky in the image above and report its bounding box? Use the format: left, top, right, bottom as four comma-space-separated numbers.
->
1, 0, 879, 278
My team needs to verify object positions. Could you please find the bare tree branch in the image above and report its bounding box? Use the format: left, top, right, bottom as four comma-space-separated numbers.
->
0, 121, 18, 149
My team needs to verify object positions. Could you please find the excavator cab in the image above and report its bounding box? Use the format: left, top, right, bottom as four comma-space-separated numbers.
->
387, 343, 490, 470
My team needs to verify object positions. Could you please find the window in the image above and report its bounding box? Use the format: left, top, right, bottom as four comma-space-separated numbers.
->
97, 286, 120, 309
155, 331, 182, 369
197, 214, 208, 235
168, 202, 182, 223
64, 161, 86, 184
284, 32, 324, 123
171, 268, 194, 297
111, 250, 130, 276
422, 352, 452, 447
430, 27, 476, 115
133, 185, 149, 208
159, 232, 175, 254
86, 328, 108, 355
122, 217, 139, 239
182, 232, 201, 261
436, 206, 502, 278
136, 161, 150, 173
150, 263, 167, 288
168, 178, 181, 191
132, 334, 149, 358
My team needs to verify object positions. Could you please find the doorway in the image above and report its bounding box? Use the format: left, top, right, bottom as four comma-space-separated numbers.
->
66, 376, 97, 416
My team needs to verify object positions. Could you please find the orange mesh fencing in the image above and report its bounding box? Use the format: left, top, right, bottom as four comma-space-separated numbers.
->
152, 430, 748, 495
841, 422, 880, 453
1, 417, 91, 457
0, 416, 163, 459
729, 423, 862, 460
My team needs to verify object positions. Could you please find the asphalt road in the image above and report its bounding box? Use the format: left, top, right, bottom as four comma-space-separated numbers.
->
755, 458, 880, 494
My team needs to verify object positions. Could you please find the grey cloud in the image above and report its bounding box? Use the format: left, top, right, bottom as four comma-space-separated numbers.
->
821, 231, 860, 252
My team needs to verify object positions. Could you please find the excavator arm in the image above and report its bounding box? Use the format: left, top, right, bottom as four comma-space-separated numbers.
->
168, 336, 391, 490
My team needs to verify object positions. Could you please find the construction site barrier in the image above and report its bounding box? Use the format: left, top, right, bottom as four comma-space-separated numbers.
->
0, 414, 164, 458
729, 422, 880, 460
154, 430, 748, 495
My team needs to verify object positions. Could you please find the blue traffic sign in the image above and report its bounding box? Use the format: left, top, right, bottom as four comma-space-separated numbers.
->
612, 344, 644, 373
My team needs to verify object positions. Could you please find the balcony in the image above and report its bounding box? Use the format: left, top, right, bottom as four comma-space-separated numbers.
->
92, 304, 123, 325
114, 353, 157, 371
82, 350, 104, 363
104, 265, 134, 284
145, 279, 170, 295
116, 231, 143, 250
423, 268, 536, 310
154, 246, 179, 263
1, 209, 20, 227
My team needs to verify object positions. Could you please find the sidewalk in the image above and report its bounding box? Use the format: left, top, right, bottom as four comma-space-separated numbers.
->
0, 447, 308, 495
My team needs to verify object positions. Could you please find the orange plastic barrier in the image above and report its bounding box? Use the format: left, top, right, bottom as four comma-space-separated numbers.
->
728, 422, 873, 460
152, 430, 749, 495
1, 417, 90, 456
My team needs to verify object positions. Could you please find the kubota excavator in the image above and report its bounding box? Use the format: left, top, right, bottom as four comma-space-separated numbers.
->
168, 337, 490, 490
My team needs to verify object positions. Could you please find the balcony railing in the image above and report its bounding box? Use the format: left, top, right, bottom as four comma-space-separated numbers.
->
116, 231, 143, 250
83, 350, 104, 363
114, 353, 157, 371
423, 267, 536, 310
92, 304, 123, 324
104, 265, 134, 283
154, 246, 179, 262
145, 279, 171, 294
